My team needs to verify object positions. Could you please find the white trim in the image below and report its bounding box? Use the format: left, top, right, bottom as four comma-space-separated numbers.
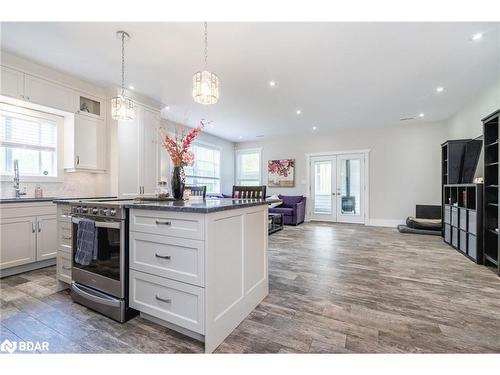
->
367, 219, 404, 228
0, 102, 65, 183
305, 149, 370, 225
235, 147, 263, 185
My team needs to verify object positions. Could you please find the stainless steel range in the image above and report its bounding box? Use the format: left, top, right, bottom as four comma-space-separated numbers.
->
70, 199, 138, 322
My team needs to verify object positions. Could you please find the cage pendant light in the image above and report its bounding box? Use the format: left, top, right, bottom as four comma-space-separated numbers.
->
192, 22, 219, 105
111, 31, 135, 121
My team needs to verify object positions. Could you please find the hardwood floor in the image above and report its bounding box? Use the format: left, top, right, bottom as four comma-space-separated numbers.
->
1, 222, 499, 353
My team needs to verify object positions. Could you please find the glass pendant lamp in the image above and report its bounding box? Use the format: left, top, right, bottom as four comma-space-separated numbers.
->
111, 31, 135, 121
192, 22, 219, 105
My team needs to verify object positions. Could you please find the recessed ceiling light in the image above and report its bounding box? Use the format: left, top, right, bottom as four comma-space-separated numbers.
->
164, 105, 170, 111
239, 135, 243, 139
296, 109, 302, 115
436, 86, 444, 93
129, 85, 134, 90
471, 32, 484, 41
312, 126, 317, 130
419, 113, 425, 118
269, 81, 276, 87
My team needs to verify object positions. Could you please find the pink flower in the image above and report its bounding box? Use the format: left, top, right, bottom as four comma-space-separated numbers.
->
159, 120, 207, 167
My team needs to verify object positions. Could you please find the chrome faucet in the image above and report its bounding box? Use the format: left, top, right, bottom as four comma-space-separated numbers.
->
13, 160, 26, 199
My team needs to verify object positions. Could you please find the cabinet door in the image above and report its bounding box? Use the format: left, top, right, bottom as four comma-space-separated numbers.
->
141, 108, 160, 196
0, 217, 36, 270
0, 66, 24, 99
36, 215, 58, 261
74, 115, 105, 170
24, 74, 75, 112
118, 107, 141, 197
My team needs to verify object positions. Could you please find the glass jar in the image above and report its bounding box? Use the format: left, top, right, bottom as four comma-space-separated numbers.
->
155, 181, 169, 199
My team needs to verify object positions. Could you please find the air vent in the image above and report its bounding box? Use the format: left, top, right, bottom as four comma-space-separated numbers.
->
399, 117, 415, 121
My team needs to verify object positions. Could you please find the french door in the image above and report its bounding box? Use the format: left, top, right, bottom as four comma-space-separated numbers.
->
310, 153, 366, 224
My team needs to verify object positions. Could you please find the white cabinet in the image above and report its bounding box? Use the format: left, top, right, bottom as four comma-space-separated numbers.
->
65, 114, 106, 171
118, 105, 160, 197
36, 214, 58, 261
0, 202, 58, 272
24, 74, 75, 113
0, 217, 36, 269
0, 66, 25, 99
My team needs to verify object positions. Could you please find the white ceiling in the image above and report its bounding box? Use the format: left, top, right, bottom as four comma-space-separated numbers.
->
1, 22, 499, 142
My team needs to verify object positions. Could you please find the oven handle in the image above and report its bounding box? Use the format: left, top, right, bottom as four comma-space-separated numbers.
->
71, 282, 121, 307
72, 217, 121, 229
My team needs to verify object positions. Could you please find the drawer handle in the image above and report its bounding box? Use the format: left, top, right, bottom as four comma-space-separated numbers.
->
155, 220, 172, 226
155, 294, 171, 304
62, 266, 71, 270
62, 235, 72, 240
155, 253, 171, 260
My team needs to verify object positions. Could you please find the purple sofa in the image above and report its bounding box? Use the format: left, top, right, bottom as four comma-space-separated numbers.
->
269, 195, 306, 225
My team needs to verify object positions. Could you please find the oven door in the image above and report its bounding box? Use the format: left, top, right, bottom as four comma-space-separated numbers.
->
71, 216, 125, 298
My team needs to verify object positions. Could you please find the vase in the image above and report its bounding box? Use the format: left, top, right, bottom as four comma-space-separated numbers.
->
171, 166, 185, 200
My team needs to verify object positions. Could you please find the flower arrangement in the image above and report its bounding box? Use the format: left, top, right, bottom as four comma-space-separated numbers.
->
160, 120, 206, 167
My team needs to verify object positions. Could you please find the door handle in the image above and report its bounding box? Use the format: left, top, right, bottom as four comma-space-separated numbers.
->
155, 294, 172, 304
32, 222, 36, 233
37, 221, 41, 232
76, 155, 80, 165
155, 253, 171, 260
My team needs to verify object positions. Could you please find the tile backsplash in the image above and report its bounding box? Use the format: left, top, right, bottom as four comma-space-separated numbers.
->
0, 172, 110, 199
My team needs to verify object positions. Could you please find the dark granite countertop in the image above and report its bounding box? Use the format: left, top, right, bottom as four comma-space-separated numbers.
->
125, 198, 269, 213
0, 196, 116, 204
52, 196, 117, 204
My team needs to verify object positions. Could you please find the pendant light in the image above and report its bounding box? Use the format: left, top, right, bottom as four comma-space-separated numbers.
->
192, 22, 219, 105
111, 31, 135, 121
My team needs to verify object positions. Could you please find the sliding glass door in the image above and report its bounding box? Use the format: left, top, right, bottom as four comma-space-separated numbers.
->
310, 153, 365, 224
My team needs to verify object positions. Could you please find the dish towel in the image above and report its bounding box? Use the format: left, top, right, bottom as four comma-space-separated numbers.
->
75, 219, 98, 266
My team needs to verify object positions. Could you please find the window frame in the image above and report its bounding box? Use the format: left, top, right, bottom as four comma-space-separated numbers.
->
183, 140, 222, 194
0, 102, 64, 182
235, 147, 262, 186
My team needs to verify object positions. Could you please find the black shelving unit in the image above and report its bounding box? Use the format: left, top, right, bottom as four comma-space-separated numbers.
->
443, 184, 483, 263
441, 139, 472, 236
482, 109, 500, 276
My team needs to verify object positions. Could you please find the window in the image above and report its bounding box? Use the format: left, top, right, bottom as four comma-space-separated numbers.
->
184, 143, 221, 193
0, 105, 60, 179
236, 148, 261, 186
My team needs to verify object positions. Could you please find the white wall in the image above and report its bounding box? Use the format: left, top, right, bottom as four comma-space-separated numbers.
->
237, 121, 450, 226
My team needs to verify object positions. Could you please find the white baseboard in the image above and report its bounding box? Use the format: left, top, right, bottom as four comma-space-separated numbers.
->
366, 219, 404, 228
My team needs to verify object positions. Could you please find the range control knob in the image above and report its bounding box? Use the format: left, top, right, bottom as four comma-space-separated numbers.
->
110, 209, 116, 216
103, 209, 110, 216
81, 207, 88, 213
76, 206, 83, 214
92, 208, 99, 215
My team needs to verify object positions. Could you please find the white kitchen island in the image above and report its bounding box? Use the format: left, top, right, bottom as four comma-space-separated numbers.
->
126, 198, 269, 353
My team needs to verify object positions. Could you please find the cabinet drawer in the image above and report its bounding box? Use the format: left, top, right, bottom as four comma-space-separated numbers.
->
451, 227, 458, 247
129, 270, 205, 334
459, 230, 467, 253
444, 224, 451, 243
459, 208, 467, 231
451, 207, 458, 227
130, 209, 204, 240
468, 234, 477, 260
57, 251, 72, 284
59, 225, 72, 251
130, 232, 204, 286
443, 205, 451, 224
468, 210, 477, 235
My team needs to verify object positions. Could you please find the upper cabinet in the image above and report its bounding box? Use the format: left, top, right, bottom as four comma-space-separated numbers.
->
0, 66, 24, 99
75, 92, 105, 119
118, 104, 160, 197
24, 74, 75, 113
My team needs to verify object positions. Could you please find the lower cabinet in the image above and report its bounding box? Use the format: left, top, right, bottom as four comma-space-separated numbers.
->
0, 203, 57, 272
0, 217, 37, 269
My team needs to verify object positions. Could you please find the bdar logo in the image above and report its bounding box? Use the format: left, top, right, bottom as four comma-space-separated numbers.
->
1, 339, 17, 354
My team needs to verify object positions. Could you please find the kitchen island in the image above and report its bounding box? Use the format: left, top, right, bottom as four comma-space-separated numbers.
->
125, 198, 269, 353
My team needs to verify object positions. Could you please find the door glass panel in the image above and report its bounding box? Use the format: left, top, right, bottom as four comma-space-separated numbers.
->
340, 158, 361, 216
314, 161, 332, 214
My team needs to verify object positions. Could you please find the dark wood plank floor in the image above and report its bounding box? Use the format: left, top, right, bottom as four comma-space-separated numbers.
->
1, 222, 499, 353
